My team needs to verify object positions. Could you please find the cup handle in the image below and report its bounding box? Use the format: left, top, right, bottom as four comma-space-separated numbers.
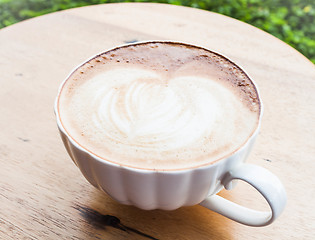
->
199, 164, 287, 226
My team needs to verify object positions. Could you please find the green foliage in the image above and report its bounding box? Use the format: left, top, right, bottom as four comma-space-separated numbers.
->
0, 0, 314, 63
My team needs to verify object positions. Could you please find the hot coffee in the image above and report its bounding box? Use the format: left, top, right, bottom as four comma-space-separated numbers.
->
57, 41, 260, 170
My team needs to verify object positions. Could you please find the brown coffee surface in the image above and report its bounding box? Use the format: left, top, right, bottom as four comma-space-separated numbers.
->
58, 41, 260, 170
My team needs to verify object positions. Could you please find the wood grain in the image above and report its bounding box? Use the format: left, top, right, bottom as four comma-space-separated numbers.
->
0, 3, 314, 239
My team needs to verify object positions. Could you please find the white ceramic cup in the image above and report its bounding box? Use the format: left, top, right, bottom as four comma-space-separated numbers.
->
55, 41, 286, 227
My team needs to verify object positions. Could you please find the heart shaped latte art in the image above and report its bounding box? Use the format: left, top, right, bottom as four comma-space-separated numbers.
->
74, 68, 226, 147
65, 67, 255, 169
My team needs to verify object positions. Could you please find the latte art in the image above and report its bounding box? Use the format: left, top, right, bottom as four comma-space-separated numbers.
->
58, 42, 260, 170
72, 67, 227, 150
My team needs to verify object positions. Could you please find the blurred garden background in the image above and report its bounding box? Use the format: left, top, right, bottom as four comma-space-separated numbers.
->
0, 0, 314, 63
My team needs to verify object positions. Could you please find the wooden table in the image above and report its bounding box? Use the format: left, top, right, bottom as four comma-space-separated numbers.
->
1, 3, 314, 239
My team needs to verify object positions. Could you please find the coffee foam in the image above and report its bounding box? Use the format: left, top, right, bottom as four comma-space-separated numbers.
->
58, 42, 260, 170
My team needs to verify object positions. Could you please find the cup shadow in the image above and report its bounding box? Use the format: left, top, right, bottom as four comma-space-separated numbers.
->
74, 188, 235, 240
